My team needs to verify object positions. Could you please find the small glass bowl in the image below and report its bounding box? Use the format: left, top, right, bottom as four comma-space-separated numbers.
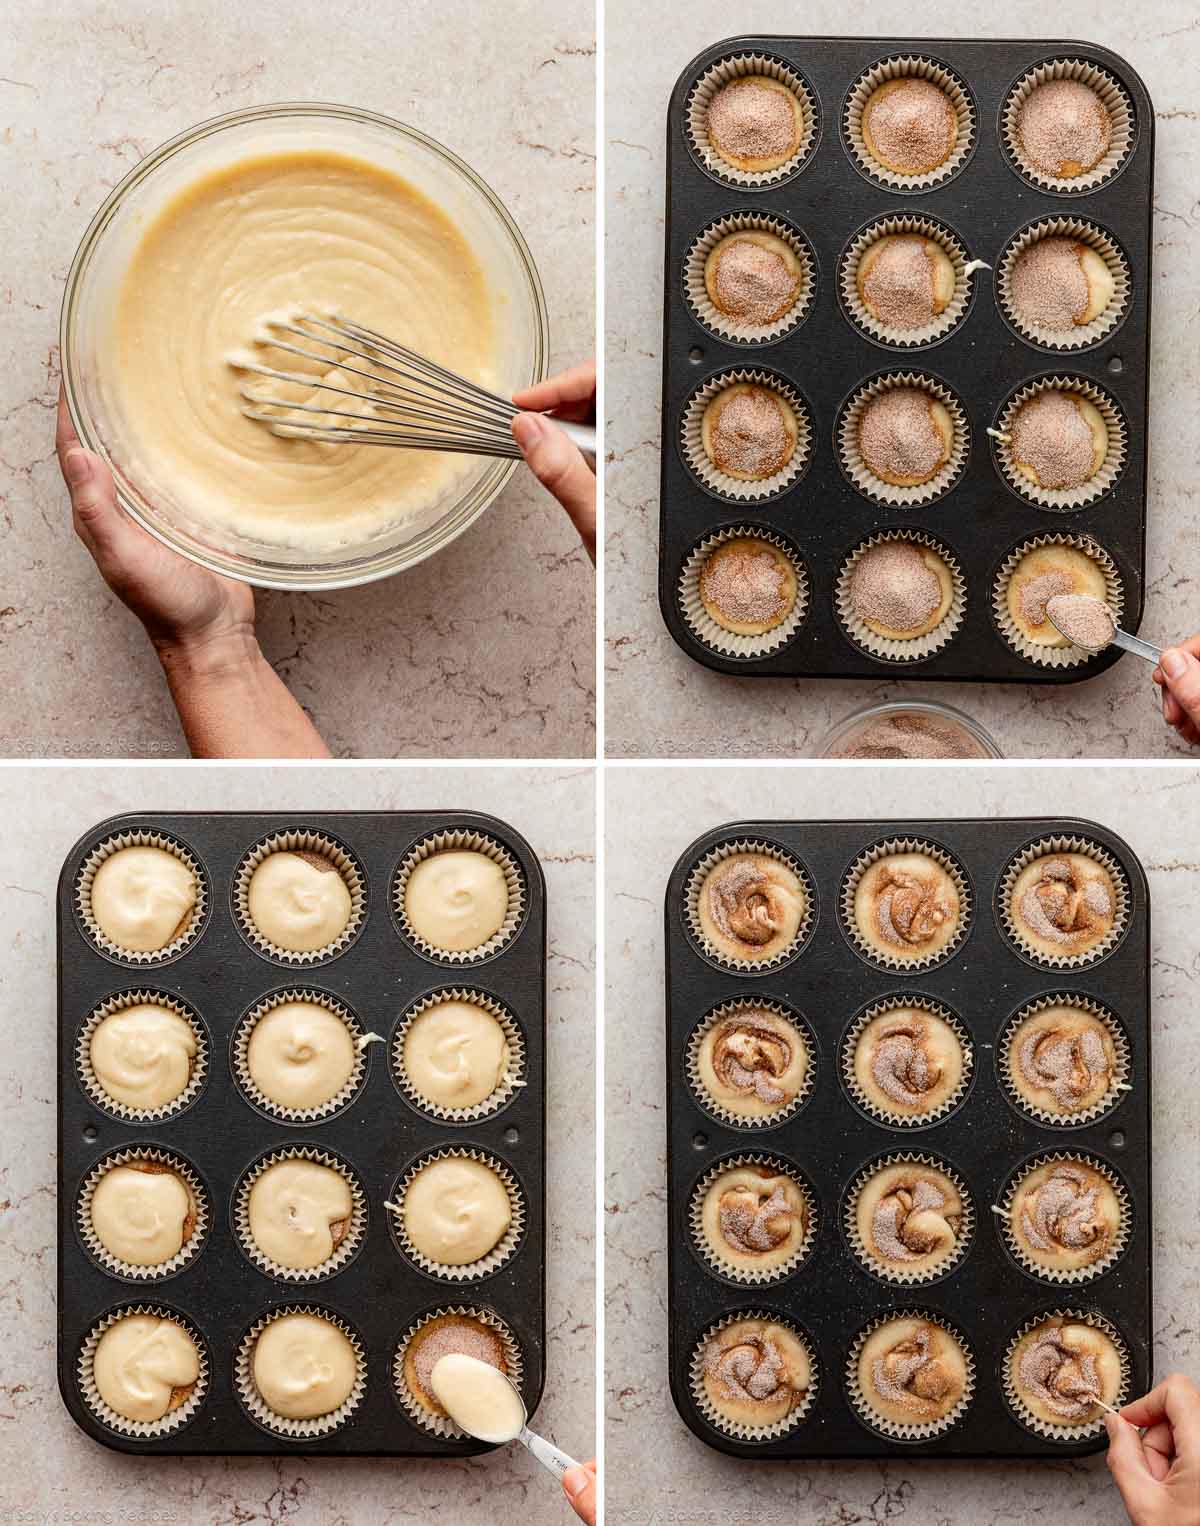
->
813, 701, 1003, 759
60, 103, 549, 591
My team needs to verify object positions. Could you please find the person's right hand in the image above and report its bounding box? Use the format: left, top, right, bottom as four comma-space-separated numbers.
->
1106, 1374, 1200, 1524
512, 360, 596, 562
1152, 637, 1200, 748
561, 1458, 597, 1524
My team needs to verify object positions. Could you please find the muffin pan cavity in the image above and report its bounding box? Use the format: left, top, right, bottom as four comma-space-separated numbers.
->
660, 38, 1153, 683
57, 811, 546, 1456
665, 816, 1151, 1457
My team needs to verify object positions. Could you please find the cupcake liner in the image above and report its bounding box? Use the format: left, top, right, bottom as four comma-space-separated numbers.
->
840, 995, 973, 1127
392, 987, 526, 1122
685, 54, 819, 188
840, 838, 972, 973
678, 524, 810, 659
845, 1152, 974, 1285
232, 987, 370, 1123
991, 376, 1126, 510
76, 989, 207, 1122
1003, 59, 1135, 194
845, 56, 976, 191
233, 1146, 367, 1283
837, 372, 968, 506
393, 829, 526, 966
1003, 1309, 1131, 1440
386, 1147, 525, 1282
684, 212, 815, 344
78, 1147, 209, 1282
846, 1310, 975, 1439
78, 1302, 209, 1438
689, 1153, 818, 1284
841, 215, 985, 348
993, 532, 1124, 669
235, 1304, 366, 1439
690, 1310, 818, 1441
233, 830, 365, 966
75, 830, 207, 966
393, 1304, 523, 1439
835, 530, 966, 664
681, 369, 812, 504
999, 993, 1131, 1125
686, 998, 816, 1128
997, 219, 1131, 351
999, 1151, 1132, 1285
684, 838, 815, 973
999, 834, 1131, 968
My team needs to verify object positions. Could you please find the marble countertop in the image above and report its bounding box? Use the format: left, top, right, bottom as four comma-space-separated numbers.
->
0, 764, 595, 1524
0, 0, 595, 760
605, 0, 1200, 759
605, 764, 1199, 1523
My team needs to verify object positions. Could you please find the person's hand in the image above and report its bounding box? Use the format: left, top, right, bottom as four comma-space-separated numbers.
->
1106, 1374, 1200, 1524
56, 387, 256, 664
1152, 639, 1200, 747
512, 361, 595, 562
561, 1458, 597, 1524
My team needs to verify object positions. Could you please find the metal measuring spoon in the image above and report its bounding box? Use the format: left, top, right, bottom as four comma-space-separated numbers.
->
1045, 594, 1162, 664
430, 1354, 580, 1484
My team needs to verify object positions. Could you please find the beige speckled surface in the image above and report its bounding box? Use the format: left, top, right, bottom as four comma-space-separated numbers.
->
0, 764, 594, 1523
605, 764, 1199, 1523
605, 1, 1200, 758
0, 1, 595, 759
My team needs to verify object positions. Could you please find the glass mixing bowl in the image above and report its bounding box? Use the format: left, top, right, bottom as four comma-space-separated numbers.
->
813, 701, 1004, 759
60, 103, 548, 590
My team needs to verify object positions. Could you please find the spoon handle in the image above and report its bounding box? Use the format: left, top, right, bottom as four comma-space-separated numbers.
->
518, 1424, 579, 1481
1113, 629, 1162, 664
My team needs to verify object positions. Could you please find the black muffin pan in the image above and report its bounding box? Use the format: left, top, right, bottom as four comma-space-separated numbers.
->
659, 38, 1154, 682
665, 817, 1151, 1458
56, 811, 545, 1456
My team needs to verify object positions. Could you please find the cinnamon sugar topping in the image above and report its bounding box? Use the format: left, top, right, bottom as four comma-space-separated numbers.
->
1019, 857, 1113, 950
1017, 81, 1111, 178
708, 79, 799, 165
865, 80, 957, 174
701, 544, 789, 627
868, 1016, 946, 1107
718, 1180, 799, 1255
861, 237, 937, 329
1018, 570, 1075, 628
1019, 1024, 1112, 1109
704, 1328, 803, 1409
704, 859, 798, 950
1010, 239, 1090, 330
708, 387, 793, 479
870, 1323, 958, 1418
850, 541, 943, 632
710, 1017, 796, 1106
1011, 392, 1097, 490
858, 389, 946, 483
1016, 1326, 1104, 1420
871, 1176, 957, 1263
1019, 1164, 1112, 1261
873, 864, 955, 951
711, 239, 801, 325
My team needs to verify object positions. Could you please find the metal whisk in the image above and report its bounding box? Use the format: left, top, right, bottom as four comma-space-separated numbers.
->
234, 313, 595, 461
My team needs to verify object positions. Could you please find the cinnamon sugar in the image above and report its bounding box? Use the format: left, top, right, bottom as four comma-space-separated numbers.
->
861, 237, 937, 330
871, 1177, 951, 1262
1010, 239, 1090, 330
1019, 1164, 1108, 1256
833, 712, 983, 760
869, 1017, 943, 1107
1011, 391, 1097, 489
708, 79, 798, 164
1017, 1328, 1101, 1420
1045, 593, 1115, 650
701, 543, 790, 626
711, 239, 800, 325
1020, 1023, 1111, 1109
708, 387, 792, 479
1017, 569, 1074, 627
858, 389, 946, 483
1017, 80, 1110, 177
865, 79, 956, 173
850, 541, 943, 631
409, 1319, 504, 1400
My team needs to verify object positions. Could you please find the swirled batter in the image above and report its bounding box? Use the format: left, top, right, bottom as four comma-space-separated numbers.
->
113, 150, 495, 553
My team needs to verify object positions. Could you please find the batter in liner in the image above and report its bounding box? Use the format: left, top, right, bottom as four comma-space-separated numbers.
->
112, 150, 496, 553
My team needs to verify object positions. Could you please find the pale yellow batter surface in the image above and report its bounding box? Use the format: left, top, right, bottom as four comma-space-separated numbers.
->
113, 150, 495, 553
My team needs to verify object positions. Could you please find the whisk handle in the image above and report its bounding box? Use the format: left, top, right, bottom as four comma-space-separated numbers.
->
553, 419, 597, 466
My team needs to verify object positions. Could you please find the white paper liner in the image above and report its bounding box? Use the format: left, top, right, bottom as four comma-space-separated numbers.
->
999, 994, 1131, 1126
392, 987, 525, 1122
75, 830, 208, 966
386, 1147, 525, 1281
844, 57, 976, 191
232, 986, 370, 1123
78, 1303, 209, 1437
235, 1304, 366, 1439
393, 1305, 524, 1439
993, 532, 1124, 669
998, 834, 1131, 968
840, 995, 973, 1126
684, 838, 815, 972
846, 1310, 975, 1439
998, 1151, 1132, 1285
685, 54, 818, 187
690, 1154, 817, 1284
684, 213, 815, 345
835, 530, 966, 664
681, 369, 812, 504
845, 1152, 974, 1285
233, 830, 365, 966
393, 829, 526, 965
1003, 59, 1135, 194
686, 998, 816, 1128
679, 524, 809, 659
992, 377, 1126, 510
997, 218, 1131, 351
841, 215, 984, 348
840, 838, 972, 973
1003, 1309, 1131, 1440
76, 989, 207, 1122
838, 372, 968, 506
233, 1146, 367, 1283
690, 1310, 818, 1440
78, 1148, 208, 1282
